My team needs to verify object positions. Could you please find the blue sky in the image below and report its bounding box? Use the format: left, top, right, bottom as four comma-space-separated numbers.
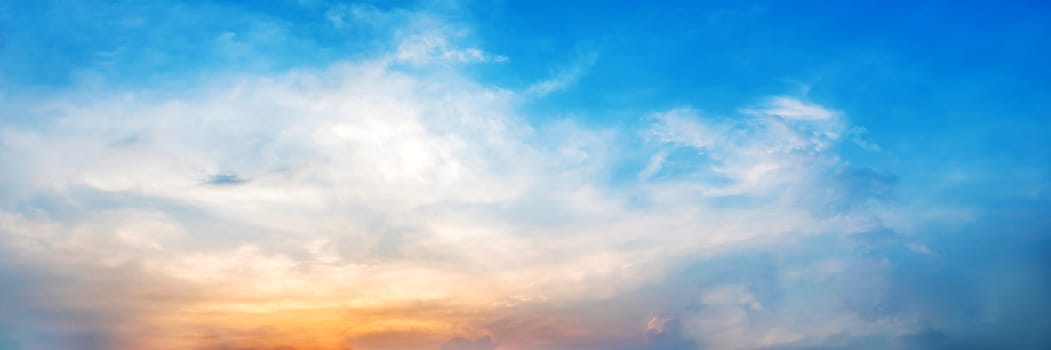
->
0, 1, 1049, 349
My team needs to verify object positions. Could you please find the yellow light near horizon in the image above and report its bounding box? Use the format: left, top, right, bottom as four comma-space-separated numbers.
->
117, 298, 472, 350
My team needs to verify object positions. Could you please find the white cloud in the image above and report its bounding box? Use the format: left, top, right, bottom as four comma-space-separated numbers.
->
638, 150, 667, 179
0, 19, 890, 350
325, 3, 397, 29
643, 104, 845, 196
0, 64, 881, 347
395, 32, 508, 64
907, 242, 932, 254
524, 52, 597, 97
745, 96, 838, 120
323, 3, 507, 65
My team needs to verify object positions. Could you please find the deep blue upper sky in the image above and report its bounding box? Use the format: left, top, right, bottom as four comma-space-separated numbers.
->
4, 0, 1048, 171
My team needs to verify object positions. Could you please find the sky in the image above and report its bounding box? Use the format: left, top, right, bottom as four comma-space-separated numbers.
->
0, 1, 1049, 349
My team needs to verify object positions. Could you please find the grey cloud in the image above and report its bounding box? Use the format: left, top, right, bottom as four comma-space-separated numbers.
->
815, 167, 897, 212
0, 334, 19, 350
646, 319, 699, 350
636, 203, 1051, 350
206, 173, 249, 186
439, 336, 497, 350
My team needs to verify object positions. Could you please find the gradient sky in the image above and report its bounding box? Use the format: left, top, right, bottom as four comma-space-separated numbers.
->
1, 1, 1050, 349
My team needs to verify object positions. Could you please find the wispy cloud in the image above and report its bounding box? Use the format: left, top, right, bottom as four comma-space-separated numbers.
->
744, 96, 838, 120
0, 54, 880, 348
0, 62, 895, 348
395, 32, 508, 64
524, 52, 598, 97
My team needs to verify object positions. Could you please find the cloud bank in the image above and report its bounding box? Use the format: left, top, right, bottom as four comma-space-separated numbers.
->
0, 1, 1048, 350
